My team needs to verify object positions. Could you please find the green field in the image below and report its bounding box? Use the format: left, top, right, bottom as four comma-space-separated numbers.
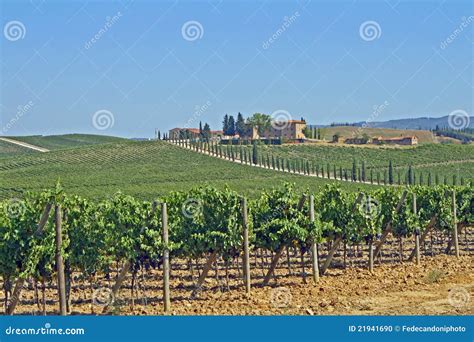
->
2, 134, 472, 200
8, 134, 128, 151
0, 139, 377, 200
252, 143, 474, 183
0, 140, 34, 157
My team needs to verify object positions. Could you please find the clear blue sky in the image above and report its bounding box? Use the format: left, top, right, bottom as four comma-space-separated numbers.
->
0, 0, 472, 138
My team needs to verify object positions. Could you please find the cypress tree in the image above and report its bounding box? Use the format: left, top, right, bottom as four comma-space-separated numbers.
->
352, 159, 357, 182
419, 172, 424, 185
388, 160, 394, 185
327, 163, 330, 178
397, 171, 401, 185
452, 174, 457, 185
443, 175, 447, 185
222, 114, 229, 134
361, 161, 366, 182
407, 165, 413, 185
252, 141, 258, 165
377, 172, 380, 185
339, 166, 343, 180
428, 172, 432, 186
435, 173, 439, 185
383, 170, 387, 185
370, 169, 373, 184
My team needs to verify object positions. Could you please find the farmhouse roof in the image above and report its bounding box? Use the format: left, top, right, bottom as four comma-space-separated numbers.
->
373, 135, 418, 141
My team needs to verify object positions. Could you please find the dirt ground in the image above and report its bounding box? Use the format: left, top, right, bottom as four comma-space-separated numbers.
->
4, 253, 472, 316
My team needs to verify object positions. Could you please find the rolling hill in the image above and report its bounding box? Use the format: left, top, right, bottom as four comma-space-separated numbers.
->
0, 139, 376, 200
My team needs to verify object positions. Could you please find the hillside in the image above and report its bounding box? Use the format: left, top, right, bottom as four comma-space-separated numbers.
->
253, 143, 474, 184
350, 115, 474, 130
0, 139, 34, 157
319, 126, 437, 143
0, 140, 376, 200
7, 134, 128, 151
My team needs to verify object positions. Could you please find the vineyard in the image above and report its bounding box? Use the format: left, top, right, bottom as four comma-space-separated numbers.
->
169, 138, 474, 186
0, 182, 472, 315
0, 139, 374, 200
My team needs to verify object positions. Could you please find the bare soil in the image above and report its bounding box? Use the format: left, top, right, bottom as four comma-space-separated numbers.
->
3, 253, 472, 316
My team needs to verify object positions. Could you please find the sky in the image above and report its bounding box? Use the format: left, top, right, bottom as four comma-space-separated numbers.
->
0, 0, 472, 138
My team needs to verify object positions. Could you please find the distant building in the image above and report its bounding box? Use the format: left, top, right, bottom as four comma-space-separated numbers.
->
241, 120, 307, 140
372, 136, 418, 145
344, 137, 370, 144
168, 128, 223, 140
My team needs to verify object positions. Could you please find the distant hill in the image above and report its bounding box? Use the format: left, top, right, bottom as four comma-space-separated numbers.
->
319, 126, 437, 143
349, 115, 474, 130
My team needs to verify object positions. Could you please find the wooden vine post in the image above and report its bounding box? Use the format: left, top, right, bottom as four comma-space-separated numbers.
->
413, 193, 420, 265
241, 198, 251, 294
408, 216, 436, 262
162, 203, 171, 312
368, 239, 374, 273
309, 195, 320, 283
7, 203, 52, 315
452, 190, 460, 258
55, 204, 67, 315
